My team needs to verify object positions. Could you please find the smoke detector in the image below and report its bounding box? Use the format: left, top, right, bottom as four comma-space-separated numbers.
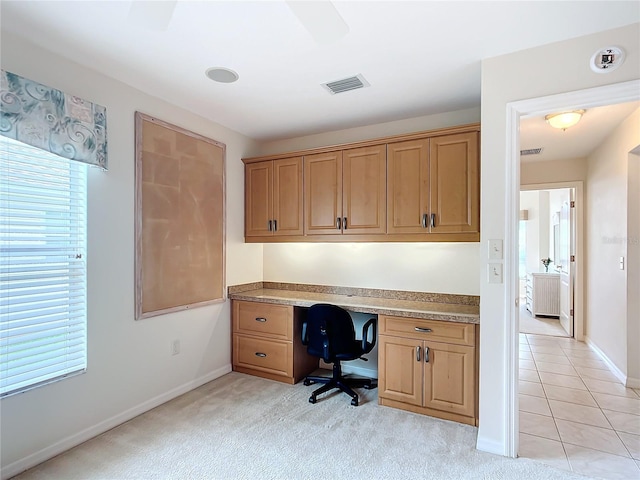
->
590, 46, 625, 73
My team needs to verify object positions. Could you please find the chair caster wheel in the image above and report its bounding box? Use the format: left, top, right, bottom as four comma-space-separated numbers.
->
364, 384, 372, 389
309, 396, 316, 404
351, 398, 359, 406
303, 379, 312, 386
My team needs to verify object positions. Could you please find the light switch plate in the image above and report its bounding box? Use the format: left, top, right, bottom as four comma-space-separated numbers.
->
488, 239, 503, 260
488, 263, 503, 284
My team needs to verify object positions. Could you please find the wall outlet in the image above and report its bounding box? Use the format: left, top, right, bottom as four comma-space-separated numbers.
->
171, 339, 180, 356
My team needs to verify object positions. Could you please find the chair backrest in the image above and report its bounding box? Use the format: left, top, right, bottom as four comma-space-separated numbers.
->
304, 304, 356, 362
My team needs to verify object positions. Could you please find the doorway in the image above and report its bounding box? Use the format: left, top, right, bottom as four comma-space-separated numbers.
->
504, 80, 640, 459
519, 185, 577, 338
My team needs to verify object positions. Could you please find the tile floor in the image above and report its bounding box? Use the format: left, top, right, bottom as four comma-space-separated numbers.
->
519, 303, 568, 336
518, 333, 640, 479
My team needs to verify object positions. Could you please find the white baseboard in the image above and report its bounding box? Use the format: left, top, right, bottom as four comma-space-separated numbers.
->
476, 436, 507, 456
319, 360, 377, 379
584, 336, 627, 385
1, 364, 232, 480
626, 377, 640, 389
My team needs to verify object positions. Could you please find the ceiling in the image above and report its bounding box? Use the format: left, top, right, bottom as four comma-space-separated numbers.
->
520, 101, 640, 163
1, 1, 639, 144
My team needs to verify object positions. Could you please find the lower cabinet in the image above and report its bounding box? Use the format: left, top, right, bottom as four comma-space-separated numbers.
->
232, 300, 318, 384
378, 315, 478, 426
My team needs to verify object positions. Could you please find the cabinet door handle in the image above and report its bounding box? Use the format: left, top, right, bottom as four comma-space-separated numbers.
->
255, 352, 267, 358
343, 217, 347, 230
336, 217, 341, 230
414, 327, 433, 333
268, 220, 273, 231
416, 345, 421, 362
430, 213, 436, 228
421, 213, 427, 228
273, 219, 277, 232
255, 317, 267, 322
424, 346, 430, 363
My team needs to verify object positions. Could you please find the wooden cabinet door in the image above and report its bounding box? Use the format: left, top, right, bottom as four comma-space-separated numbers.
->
304, 151, 343, 235
429, 132, 479, 233
387, 139, 429, 234
423, 340, 475, 418
273, 157, 303, 236
378, 334, 422, 407
245, 161, 273, 237
342, 145, 386, 234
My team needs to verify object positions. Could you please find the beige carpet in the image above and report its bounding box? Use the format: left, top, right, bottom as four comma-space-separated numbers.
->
14, 372, 590, 480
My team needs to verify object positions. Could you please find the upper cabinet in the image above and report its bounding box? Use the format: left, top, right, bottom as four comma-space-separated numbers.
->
430, 132, 479, 234
387, 132, 479, 236
387, 139, 429, 235
304, 145, 386, 235
245, 157, 303, 238
243, 123, 480, 243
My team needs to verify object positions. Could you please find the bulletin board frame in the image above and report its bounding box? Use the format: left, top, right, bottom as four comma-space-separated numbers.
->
134, 112, 226, 319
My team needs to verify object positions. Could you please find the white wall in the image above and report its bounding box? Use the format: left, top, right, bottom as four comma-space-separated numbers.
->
521, 157, 588, 184
519, 191, 542, 274
0, 32, 263, 476
586, 107, 640, 380
479, 23, 640, 455
259, 107, 480, 156
263, 243, 480, 295
257, 108, 482, 296
628, 148, 640, 386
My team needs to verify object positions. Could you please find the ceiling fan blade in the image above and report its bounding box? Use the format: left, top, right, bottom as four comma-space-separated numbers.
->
128, 0, 177, 31
286, 1, 349, 45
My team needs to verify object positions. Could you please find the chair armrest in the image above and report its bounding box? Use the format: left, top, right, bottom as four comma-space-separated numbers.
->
361, 318, 377, 353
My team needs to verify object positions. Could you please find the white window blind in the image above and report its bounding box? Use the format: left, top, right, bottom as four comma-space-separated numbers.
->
1, 136, 87, 397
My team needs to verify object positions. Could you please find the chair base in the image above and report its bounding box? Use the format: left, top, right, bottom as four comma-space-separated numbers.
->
304, 362, 377, 406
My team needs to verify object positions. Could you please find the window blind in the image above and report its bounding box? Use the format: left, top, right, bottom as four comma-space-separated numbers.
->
1, 136, 87, 397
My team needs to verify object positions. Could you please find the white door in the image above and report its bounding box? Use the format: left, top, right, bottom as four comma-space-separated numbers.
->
558, 195, 574, 336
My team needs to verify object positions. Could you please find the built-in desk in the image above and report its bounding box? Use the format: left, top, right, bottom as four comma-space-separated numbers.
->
228, 282, 480, 425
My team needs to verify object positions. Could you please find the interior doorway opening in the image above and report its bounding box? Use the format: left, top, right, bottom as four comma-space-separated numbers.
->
519, 186, 576, 338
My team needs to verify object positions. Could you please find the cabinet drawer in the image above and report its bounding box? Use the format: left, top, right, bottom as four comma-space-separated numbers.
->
379, 315, 475, 346
233, 334, 292, 378
233, 300, 292, 340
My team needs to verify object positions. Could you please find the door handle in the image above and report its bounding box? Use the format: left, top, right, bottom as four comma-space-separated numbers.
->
336, 217, 341, 230
424, 346, 430, 363
416, 345, 421, 362
430, 213, 436, 228
343, 217, 347, 230
422, 213, 427, 228
273, 219, 277, 232
268, 220, 273, 231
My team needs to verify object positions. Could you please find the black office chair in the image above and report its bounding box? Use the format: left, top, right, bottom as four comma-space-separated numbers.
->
301, 303, 377, 406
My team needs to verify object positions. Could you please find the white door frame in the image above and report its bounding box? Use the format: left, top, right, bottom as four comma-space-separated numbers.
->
504, 79, 640, 458
520, 182, 583, 341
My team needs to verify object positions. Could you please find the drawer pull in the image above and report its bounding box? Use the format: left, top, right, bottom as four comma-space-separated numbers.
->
416, 345, 421, 362
255, 317, 267, 322
424, 346, 430, 363
255, 352, 267, 358
414, 327, 433, 333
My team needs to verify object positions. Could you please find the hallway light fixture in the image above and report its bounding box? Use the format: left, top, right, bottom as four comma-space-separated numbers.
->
544, 110, 585, 131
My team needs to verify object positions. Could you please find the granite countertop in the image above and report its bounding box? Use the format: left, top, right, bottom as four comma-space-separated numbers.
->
228, 283, 479, 324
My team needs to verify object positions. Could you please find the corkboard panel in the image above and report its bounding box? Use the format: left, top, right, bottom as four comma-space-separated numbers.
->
135, 112, 225, 319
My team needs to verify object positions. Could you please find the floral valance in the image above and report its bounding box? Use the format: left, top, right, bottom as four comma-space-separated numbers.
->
0, 70, 107, 169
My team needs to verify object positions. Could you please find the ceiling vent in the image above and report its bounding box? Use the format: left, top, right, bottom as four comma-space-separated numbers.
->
520, 147, 543, 156
321, 74, 370, 95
